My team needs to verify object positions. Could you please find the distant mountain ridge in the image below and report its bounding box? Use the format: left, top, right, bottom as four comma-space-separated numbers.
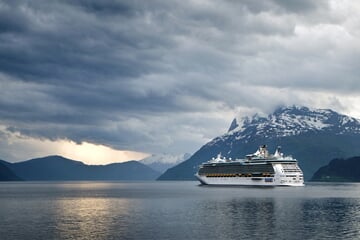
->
0, 160, 21, 181
311, 157, 360, 182
2, 155, 161, 181
158, 106, 360, 181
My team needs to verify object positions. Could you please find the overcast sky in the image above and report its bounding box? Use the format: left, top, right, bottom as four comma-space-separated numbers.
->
1, 0, 360, 163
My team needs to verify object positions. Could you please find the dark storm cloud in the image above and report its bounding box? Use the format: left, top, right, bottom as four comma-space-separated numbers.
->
0, 0, 359, 154
71, 0, 135, 15
0, 8, 29, 33
0, 0, 176, 84
271, 0, 324, 13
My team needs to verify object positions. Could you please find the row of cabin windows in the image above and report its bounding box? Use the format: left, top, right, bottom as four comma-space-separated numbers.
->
204, 173, 274, 178
199, 164, 275, 175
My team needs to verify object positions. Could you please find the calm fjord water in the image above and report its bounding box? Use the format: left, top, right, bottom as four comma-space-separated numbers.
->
1, 181, 360, 240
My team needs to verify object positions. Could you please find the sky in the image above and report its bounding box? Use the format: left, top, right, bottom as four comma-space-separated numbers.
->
1, 0, 360, 164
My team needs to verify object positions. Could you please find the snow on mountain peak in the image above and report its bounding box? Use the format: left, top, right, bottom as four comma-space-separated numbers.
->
223, 106, 360, 141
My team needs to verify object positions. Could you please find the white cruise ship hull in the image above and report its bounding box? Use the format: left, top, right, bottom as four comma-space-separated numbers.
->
195, 173, 304, 187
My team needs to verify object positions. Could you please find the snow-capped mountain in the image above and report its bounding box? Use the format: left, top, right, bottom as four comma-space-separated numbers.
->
213, 106, 360, 146
140, 153, 191, 173
159, 106, 360, 181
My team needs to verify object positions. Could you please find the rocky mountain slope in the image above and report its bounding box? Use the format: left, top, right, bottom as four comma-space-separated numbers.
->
158, 106, 360, 180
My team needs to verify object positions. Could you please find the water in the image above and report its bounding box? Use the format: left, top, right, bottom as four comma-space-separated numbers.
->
1, 182, 360, 240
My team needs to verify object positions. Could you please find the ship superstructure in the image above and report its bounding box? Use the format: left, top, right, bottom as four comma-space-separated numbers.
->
195, 145, 304, 186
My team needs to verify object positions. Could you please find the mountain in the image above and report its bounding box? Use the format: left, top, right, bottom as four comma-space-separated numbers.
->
158, 106, 360, 181
311, 157, 360, 182
140, 153, 191, 173
4, 155, 161, 180
0, 160, 21, 181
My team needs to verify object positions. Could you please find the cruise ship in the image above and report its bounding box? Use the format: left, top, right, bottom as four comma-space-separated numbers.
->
195, 145, 304, 186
